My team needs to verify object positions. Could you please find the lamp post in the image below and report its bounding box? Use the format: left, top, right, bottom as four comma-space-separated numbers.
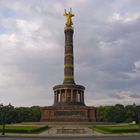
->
133, 103, 140, 135
0, 104, 11, 135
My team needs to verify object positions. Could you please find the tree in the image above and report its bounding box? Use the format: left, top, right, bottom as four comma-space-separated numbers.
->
96, 104, 134, 123
113, 104, 125, 123
96, 106, 105, 121
14, 106, 41, 123
125, 105, 135, 123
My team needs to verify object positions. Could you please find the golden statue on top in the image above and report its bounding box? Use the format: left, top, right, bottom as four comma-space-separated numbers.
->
64, 8, 74, 27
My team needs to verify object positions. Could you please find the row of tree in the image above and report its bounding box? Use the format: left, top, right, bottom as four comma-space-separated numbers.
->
96, 104, 140, 123
0, 104, 41, 124
0, 104, 139, 124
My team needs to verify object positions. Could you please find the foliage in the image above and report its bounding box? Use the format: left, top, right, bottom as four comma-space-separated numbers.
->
125, 105, 135, 123
0, 105, 41, 124
96, 104, 140, 123
91, 125, 139, 133
0, 125, 48, 133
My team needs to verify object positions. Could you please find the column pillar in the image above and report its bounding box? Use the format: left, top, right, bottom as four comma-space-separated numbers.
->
56, 91, 57, 103
76, 90, 79, 102
60, 90, 62, 103
57, 91, 59, 103
56, 91, 58, 103
65, 89, 67, 102
78, 91, 80, 102
61, 90, 64, 102
82, 91, 84, 103
71, 89, 73, 102
54, 91, 56, 104
79, 91, 82, 103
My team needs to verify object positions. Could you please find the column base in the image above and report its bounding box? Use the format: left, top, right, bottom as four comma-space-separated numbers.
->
41, 105, 96, 122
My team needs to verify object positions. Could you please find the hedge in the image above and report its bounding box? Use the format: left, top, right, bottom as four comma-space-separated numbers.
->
0, 125, 49, 133
92, 125, 139, 133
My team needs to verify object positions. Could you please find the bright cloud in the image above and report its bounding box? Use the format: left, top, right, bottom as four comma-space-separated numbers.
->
0, 0, 140, 107
109, 12, 140, 23
0, 33, 18, 43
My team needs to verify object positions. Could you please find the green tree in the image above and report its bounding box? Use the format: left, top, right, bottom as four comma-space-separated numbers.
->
135, 105, 140, 124
125, 105, 135, 123
97, 104, 128, 123
96, 106, 115, 122
104, 106, 114, 122
96, 106, 105, 121
113, 104, 125, 123
30, 106, 41, 121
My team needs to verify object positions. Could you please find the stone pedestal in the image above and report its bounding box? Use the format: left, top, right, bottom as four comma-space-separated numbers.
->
41, 105, 96, 122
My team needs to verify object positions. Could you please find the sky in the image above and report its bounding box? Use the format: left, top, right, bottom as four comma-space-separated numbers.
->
0, 0, 140, 107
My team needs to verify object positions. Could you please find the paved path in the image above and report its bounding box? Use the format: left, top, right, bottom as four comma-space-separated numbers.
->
1, 125, 139, 138
0, 136, 140, 140
39, 125, 95, 136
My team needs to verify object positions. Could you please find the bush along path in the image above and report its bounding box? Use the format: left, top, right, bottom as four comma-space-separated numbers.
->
91, 125, 139, 134
0, 125, 49, 134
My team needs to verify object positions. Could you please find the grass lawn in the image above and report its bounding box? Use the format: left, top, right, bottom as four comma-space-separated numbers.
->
91, 124, 139, 134
0, 124, 49, 133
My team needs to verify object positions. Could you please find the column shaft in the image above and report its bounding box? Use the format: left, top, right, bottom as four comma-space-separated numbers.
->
63, 28, 75, 84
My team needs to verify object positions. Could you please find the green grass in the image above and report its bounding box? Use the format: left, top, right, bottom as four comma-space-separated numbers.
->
91, 124, 139, 134
0, 125, 49, 133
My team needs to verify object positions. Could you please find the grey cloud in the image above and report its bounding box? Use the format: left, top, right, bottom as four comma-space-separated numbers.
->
0, 0, 140, 106
130, 93, 140, 99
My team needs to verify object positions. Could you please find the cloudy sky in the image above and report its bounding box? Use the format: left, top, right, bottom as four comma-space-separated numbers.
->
0, 0, 140, 107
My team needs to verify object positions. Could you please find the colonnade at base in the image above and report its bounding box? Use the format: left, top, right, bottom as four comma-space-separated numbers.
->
53, 85, 85, 106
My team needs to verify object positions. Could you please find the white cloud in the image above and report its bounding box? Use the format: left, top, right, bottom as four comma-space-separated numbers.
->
15, 19, 39, 32
0, 33, 18, 43
0, 0, 140, 106
134, 59, 140, 71
124, 59, 140, 79
108, 12, 140, 23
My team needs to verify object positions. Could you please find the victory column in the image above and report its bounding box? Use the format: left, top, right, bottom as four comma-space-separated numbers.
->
41, 9, 96, 122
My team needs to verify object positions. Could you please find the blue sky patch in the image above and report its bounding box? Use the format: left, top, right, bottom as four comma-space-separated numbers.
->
3, 8, 15, 18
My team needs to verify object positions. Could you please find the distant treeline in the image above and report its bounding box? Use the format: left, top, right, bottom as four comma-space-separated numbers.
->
96, 104, 140, 123
0, 104, 140, 124
0, 105, 41, 124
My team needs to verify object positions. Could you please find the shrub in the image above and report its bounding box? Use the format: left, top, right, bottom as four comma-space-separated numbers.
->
92, 125, 139, 133
0, 125, 49, 133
